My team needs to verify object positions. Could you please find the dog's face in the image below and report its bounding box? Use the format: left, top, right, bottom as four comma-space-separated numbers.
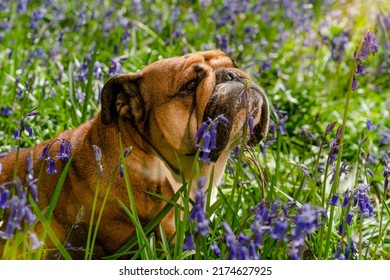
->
101, 50, 269, 173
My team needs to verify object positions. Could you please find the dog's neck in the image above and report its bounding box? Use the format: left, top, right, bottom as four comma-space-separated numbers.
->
92, 114, 228, 201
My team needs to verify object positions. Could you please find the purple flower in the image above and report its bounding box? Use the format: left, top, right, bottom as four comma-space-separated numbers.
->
270, 220, 288, 240
359, 31, 379, 57
46, 159, 57, 174
76, 88, 85, 102
333, 244, 345, 260
94, 61, 104, 80
366, 119, 374, 131
13, 129, 22, 140
109, 56, 127, 77
27, 127, 35, 138
188, 177, 209, 236
210, 242, 221, 256
195, 114, 229, 163
352, 75, 358, 90
39, 145, 50, 160
17, 0, 28, 14
0, 179, 38, 240
366, 168, 374, 178
0, 105, 13, 117
352, 31, 379, 90
341, 193, 350, 208
356, 62, 364, 75
353, 184, 374, 217
29, 8, 46, 31
347, 213, 354, 226
183, 234, 194, 250
328, 194, 339, 206
0, 189, 9, 208
275, 109, 288, 135
325, 121, 337, 136
56, 140, 71, 161
74, 55, 91, 83
29, 232, 43, 250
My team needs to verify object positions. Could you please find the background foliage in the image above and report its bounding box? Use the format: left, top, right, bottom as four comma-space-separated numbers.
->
0, 0, 389, 260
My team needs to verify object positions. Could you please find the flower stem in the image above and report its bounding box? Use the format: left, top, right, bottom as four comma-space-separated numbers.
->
323, 34, 366, 259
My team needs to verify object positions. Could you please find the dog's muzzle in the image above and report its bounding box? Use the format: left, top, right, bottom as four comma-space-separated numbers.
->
202, 68, 269, 161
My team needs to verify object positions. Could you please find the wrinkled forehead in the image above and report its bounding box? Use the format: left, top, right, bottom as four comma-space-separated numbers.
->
181, 50, 236, 70
141, 50, 236, 75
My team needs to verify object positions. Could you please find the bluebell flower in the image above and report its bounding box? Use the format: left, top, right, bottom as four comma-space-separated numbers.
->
56, 140, 71, 161
383, 166, 389, 190
353, 184, 374, 218
17, 0, 28, 14
275, 109, 288, 136
366, 168, 374, 178
93, 61, 104, 80
347, 213, 354, 226
13, 129, 22, 140
109, 56, 127, 77
92, 145, 103, 174
337, 222, 345, 235
352, 76, 358, 90
328, 194, 339, 206
251, 220, 264, 249
366, 119, 374, 131
29, 232, 43, 250
0, 189, 9, 208
330, 31, 350, 62
341, 192, 350, 208
237, 232, 250, 246
0, 179, 38, 240
29, 8, 46, 32
76, 5, 87, 30
210, 241, 221, 256
0, 105, 13, 117
27, 127, 35, 138
46, 159, 57, 175
248, 241, 259, 260
270, 220, 288, 240
195, 114, 229, 163
356, 61, 364, 75
333, 244, 345, 260
188, 177, 209, 236
325, 121, 337, 136
76, 88, 85, 102
345, 238, 356, 260
39, 145, 50, 160
183, 234, 194, 251
74, 55, 91, 83
352, 31, 379, 90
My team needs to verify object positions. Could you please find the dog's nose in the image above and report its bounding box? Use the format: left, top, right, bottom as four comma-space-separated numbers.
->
215, 68, 243, 85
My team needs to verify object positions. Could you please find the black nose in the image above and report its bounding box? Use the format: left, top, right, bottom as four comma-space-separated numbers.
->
215, 68, 243, 85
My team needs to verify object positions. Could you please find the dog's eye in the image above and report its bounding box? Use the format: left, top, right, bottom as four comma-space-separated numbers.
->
178, 78, 200, 97
185, 79, 199, 92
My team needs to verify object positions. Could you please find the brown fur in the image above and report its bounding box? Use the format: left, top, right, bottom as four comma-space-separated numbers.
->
0, 50, 269, 259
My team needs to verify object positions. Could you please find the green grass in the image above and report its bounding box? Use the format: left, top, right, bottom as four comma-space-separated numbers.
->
0, 0, 389, 260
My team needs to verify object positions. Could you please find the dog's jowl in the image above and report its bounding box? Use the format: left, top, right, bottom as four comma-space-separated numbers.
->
0, 50, 269, 259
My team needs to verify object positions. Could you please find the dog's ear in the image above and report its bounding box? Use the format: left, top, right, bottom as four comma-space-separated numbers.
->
249, 89, 270, 146
101, 73, 143, 125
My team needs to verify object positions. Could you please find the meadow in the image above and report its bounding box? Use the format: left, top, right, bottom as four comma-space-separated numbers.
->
0, 0, 389, 260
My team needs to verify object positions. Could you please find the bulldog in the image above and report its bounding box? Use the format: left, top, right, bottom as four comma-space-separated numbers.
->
0, 50, 269, 259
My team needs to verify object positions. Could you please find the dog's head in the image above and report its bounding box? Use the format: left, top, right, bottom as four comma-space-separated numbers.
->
101, 50, 269, 172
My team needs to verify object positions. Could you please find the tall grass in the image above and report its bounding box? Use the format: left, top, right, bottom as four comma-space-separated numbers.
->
0, 0, 389, 260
